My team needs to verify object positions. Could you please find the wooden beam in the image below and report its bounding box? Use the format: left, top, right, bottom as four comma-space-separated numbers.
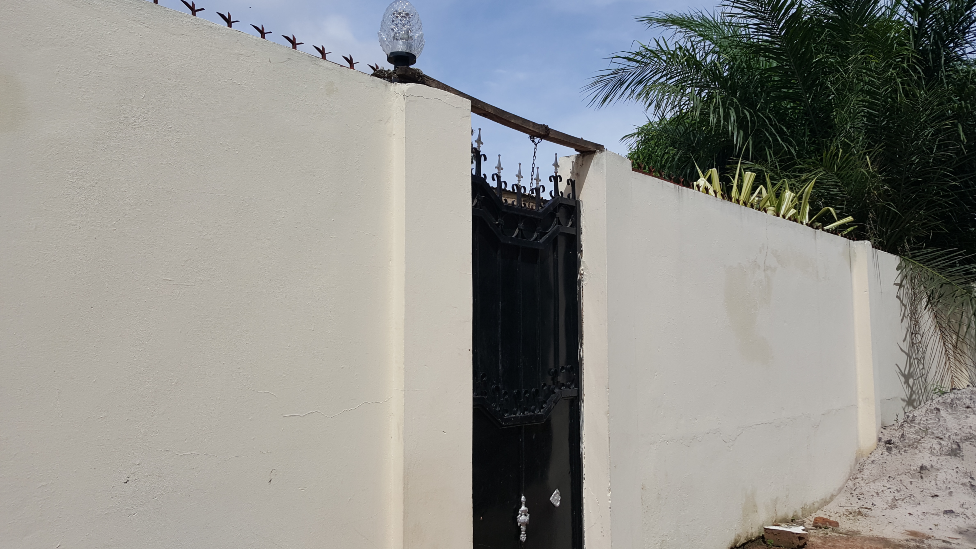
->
393, 67, 604, 154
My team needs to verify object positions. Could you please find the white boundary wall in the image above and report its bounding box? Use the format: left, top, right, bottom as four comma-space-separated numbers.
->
2, 1, 928, 547
1, 1, 471, 548
573, 151, 919, 549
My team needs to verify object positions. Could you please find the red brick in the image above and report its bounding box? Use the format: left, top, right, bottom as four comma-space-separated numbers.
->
812, 517, 839, 529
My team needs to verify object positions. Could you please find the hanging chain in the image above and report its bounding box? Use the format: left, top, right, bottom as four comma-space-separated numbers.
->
528, 136, 542, 190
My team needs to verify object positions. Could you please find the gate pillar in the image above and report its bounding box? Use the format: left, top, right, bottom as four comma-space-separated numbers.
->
572, 151, 614, 549
390, 83, 472, 549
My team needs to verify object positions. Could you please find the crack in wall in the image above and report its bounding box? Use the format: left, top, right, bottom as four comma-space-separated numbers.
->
283, 396, 393, 419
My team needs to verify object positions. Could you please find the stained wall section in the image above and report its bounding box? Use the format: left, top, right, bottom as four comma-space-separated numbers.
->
0, 1, 471, 548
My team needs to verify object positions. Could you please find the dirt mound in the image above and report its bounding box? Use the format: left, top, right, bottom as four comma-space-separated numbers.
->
812, 388, 976, 547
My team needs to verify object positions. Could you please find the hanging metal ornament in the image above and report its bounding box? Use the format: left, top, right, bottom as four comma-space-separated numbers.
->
528, 136, 542, 190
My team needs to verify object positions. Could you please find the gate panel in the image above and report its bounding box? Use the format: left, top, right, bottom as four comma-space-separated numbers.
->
471, 149, 581, 549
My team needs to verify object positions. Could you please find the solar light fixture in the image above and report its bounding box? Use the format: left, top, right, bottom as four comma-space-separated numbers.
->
378, 0, 425, 67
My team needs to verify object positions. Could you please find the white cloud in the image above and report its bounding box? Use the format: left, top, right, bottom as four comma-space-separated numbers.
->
291, 15, 387, 67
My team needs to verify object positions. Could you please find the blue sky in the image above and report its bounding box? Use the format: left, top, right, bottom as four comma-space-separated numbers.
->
154, 0, 716, 175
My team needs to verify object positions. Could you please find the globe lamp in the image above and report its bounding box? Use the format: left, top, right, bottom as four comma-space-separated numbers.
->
378, 0, 425, 67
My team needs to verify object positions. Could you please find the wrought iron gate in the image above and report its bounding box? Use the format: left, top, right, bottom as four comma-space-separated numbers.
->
471, 145, 582, 549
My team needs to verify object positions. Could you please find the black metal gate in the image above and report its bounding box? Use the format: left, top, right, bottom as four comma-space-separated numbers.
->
471, 146, 582, 549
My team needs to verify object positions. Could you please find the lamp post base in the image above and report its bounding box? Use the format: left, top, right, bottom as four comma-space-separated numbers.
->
387, 51, 417, 67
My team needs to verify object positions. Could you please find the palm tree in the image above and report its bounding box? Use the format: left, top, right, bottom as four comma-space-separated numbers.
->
586, 0, 976, 390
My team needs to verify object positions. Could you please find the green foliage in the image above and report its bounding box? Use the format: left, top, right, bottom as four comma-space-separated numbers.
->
690, 163, 854, 233
587, 0, 976, 254
899, 250, 976, 390
588, 0, 976, 388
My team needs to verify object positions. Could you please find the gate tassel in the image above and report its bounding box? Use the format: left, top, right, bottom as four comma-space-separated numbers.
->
517, 495, 530, 542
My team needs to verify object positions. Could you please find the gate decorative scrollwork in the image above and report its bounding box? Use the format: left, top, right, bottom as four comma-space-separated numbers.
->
471, 142, 580, 428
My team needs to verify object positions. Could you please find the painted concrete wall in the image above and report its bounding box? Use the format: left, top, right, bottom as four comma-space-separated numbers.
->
868, 250, 913, 427
0, 1, 471, 548
574, 151, 913, 549
1, 0, 933, 547
863, 248, 968, 427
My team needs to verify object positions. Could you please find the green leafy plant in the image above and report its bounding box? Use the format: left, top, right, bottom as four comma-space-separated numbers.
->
692, 166, 723, 197
691, 163, 854, 233
587, 0, 976, 390
728, 162, 758, 206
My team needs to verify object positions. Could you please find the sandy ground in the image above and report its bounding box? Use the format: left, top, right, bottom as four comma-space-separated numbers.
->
739, 388, 976, 549
813, 388, 976, 547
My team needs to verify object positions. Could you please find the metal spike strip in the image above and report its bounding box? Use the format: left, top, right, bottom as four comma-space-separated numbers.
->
217, 11, 238, 28
180, 0, 204, 16
149, 1, 385, 72
313, 46, 332, 60
282, 34, 303, 50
